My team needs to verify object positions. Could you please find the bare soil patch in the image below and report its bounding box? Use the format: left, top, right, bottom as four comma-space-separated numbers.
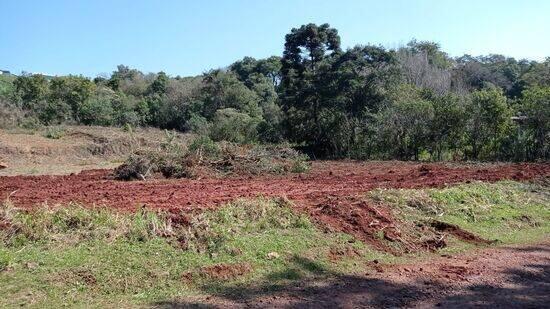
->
156, 240, 550, 308
2, 161, 547, 211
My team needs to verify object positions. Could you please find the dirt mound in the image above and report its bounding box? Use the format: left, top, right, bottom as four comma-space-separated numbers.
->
431, 220, 495, 245
306, 196, 495, 255
309, 196, 404, 253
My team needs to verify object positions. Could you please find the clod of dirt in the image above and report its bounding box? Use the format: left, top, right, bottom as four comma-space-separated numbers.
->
438, 265, 470, 281
266, 252, 280, 260
195, 263, 252, 280
328, 246, 361, 262
311, 196, 405, 254
418, 165, 431, 176
75, 269, 97, 285
421, 237, 448, 251
431, 220, 494, 245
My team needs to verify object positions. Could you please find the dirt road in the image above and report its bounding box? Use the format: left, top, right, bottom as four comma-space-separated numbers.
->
155, 240, 550, 308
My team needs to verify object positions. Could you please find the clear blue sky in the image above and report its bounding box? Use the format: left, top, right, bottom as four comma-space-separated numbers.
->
1, 0, 549, 77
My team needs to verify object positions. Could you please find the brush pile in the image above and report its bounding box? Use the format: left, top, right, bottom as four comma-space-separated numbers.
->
114, 136, 309, 180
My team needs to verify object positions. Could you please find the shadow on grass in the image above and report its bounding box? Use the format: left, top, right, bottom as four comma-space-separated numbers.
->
152, 247, 550, 308
152, 255, 444, 308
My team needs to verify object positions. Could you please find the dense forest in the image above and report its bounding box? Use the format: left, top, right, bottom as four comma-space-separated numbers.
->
1, 23, 549, 161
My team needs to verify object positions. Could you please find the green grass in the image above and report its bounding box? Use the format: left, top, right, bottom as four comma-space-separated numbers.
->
369, 180, 550, 246
0, 179, 548, 307
0, 198, 386, 307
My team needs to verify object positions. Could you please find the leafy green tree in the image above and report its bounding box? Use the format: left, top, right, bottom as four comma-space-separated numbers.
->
49, 76, 95, 118
13, 74, 49, 107
465, 88, 511, 159
112, 95, 141, 126
519, 86, 550, 159
428, 93, 467, 160
34, 100, 72, 125
231, 56, 282, 87
148, 71, 169, 95
316, 45, 399, 156
108, 65, 148, 96
511, 58, 550, 96
280, 23, 341, 146
77, 94, 115, 126
0, 74, 15, 98
375, 85, 435, 160
209, 108, 260, 143
199, 70, 261, 119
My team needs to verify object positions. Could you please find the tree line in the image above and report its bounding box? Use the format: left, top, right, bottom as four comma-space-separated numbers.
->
1, 23, 549, 161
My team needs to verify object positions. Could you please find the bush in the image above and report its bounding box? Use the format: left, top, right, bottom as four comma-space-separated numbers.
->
209, 108, 260, 143
187, 114, 210, 135
43, 126, 66, 139
0, 98, 24, 129
113, 152, 154, 180
19, 116, 42, 130
188, 135, 220, 158
78, 96, 114, 126
35, 100, 72, 125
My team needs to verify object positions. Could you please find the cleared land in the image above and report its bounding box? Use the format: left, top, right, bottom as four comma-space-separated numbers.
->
0, 127, 549, 307
2, 161, 548, 210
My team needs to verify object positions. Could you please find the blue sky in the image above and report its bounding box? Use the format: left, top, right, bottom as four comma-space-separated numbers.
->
1, 0, 549, 77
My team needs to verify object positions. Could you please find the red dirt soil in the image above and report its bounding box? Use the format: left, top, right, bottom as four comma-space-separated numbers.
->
1, 161, 548, 211
1, 161, 548, 253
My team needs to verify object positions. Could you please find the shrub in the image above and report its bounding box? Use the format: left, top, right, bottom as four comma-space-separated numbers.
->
209, 108, 260, 143
78, 96, 114, 126
188, 135, 220, 158
19, 116, 42, 130
113, 152, 154, 180
43, 126, 66, 139
187, 114, 210, 135
0, 98, 24, 129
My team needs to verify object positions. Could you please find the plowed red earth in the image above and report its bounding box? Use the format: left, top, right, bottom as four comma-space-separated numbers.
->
1, 161, 549, 254
1, 161, 548, 211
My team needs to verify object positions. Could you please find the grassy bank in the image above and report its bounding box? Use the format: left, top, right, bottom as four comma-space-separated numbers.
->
369, 180, 550, 252
0, 180, 548, 307
0, 199, 385, 307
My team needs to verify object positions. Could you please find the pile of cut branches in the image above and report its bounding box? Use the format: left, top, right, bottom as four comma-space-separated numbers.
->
114, 137, 309, 180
